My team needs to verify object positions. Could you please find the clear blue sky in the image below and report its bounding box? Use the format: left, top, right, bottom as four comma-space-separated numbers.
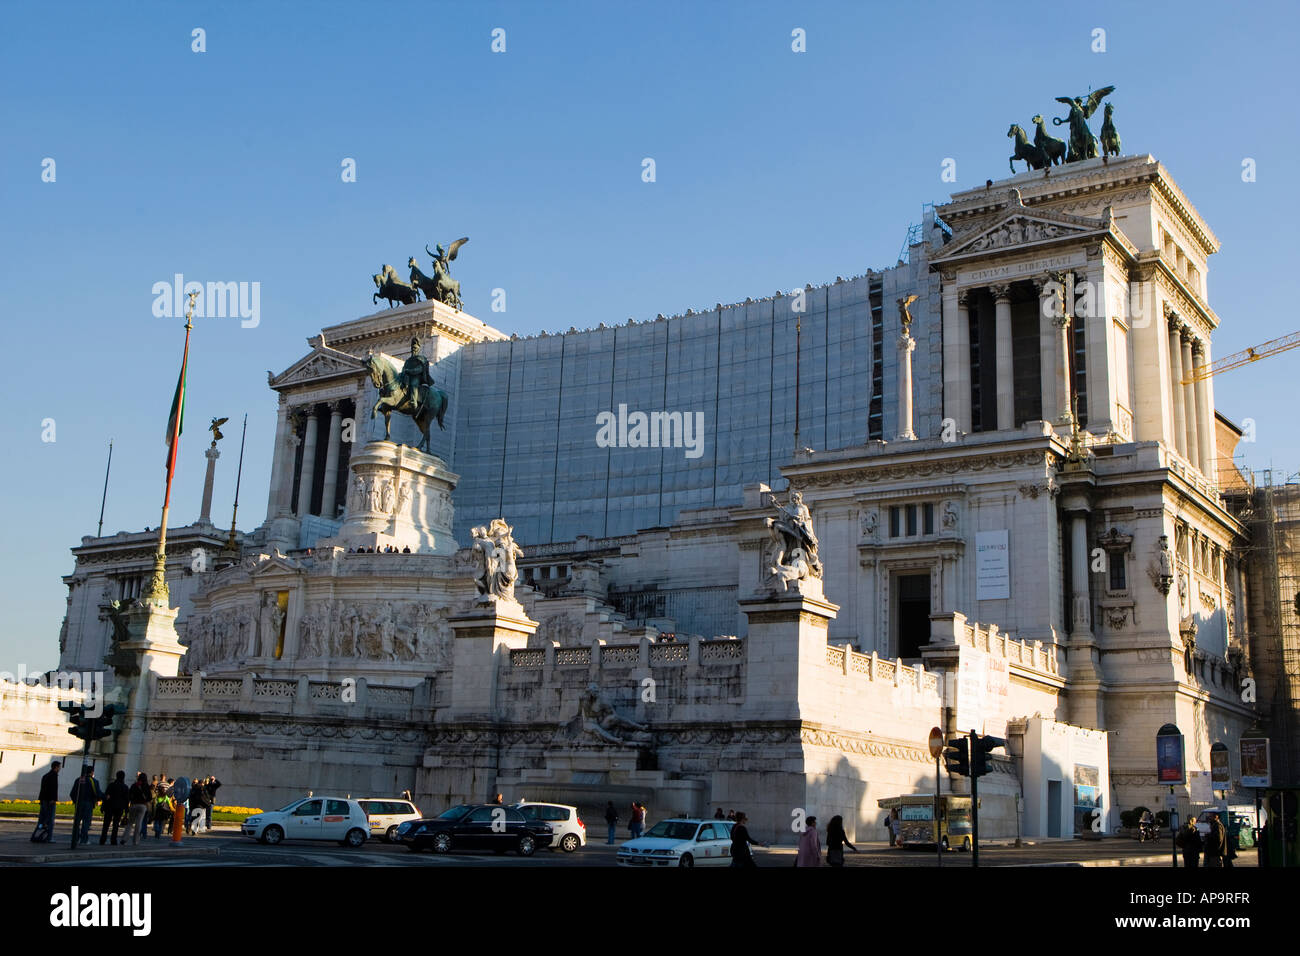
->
2, 0, 1297, 673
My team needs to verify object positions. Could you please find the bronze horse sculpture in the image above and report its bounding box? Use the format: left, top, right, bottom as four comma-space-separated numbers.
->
366, 350, 448, 451
1007, 124, 1049, 173
373, 265, 419, 308
1031, 115, 1066, 166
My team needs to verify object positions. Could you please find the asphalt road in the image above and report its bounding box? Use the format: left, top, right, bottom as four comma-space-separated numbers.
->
1, 819, 1252, 867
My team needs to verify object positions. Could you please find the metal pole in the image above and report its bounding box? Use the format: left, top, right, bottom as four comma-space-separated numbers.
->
935, 754, 942, 868
97, 440, 113, 537
224, 414, 247, 557
793, 313, 801, 448
971, 728, 979, 868
1170, 787, 1178, 868
143, 293, 196, 605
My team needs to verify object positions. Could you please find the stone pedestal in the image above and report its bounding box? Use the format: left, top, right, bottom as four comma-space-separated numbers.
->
326, 440, 459, 554
739, 584, 838, 722
113, 602, 187, 776
443, 600, 538, 720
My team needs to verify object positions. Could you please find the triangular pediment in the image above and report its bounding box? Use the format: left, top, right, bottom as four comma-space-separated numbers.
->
270, 344, 366, 389
933, 188, 1108, 262
247, 552, 302, 576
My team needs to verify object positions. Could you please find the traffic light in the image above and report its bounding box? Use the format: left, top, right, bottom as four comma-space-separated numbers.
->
943, 735, 969, 776
971, 733, 1007, 778
59, 702, 90, 741
90, 704, 120, 741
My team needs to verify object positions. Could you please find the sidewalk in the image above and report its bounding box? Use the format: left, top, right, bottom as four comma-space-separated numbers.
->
0, 817, 229, 864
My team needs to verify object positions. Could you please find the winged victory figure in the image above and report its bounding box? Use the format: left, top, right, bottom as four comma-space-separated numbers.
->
1053, 85, 1114, 162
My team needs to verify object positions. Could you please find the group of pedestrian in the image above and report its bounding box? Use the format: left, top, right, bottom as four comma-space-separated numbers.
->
794, 815, 858, 867
601, 800, 651, 843
1176, 811, 1237, 868
36, 761, 221, 849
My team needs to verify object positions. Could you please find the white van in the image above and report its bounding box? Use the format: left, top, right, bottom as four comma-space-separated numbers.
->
241, 796, 370, 847
358, 798, 423, 843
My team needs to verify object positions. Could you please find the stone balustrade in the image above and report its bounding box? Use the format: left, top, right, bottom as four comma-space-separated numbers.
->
933, 611, 1061, 678
148, 673, 425, 720
823, 643, 941, 694
511, 636, 746, 674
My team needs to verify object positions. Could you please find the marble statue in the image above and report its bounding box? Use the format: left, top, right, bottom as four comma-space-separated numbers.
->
578, 683, 652, 746
765, 489, 823, 585
469, 518, 523, 603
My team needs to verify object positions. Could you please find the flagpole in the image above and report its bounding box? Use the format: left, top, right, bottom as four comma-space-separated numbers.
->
223, 413, 248, 559
143, 292, 197, 607
97, 440, 113, 537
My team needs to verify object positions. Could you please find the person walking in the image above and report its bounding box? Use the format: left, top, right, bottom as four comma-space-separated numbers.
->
35, 760, 60, 843
796, 816, 823, 867
99, 770, 129, 845
1203, 811, 1227, 868
604, 801, 618, 845
127, 773, 151, 846
1225, 814, 1240, 868
1176, 818, 1202, 868
69, 765, 102, 849
884, 811, 895, 846
825, 815, 857, 867
889, 810, 901, 848
729, 812, 764, 868
628, 801, 645, 840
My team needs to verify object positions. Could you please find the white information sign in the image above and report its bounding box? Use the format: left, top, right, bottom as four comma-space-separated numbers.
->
976, 530, 1010, 600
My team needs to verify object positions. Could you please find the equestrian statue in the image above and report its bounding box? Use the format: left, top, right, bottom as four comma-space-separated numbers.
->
365, 336, 449, 452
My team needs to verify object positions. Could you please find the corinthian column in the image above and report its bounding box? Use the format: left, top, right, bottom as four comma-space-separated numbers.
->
942, 282, 971, 434
896, 325, 917, 440
1054, 313, 1073, 427
1192, 340, 1215, 479
297, 408, 320, 517
1181, 330, 1199, 468
320, 402, 344, 519
1167, 312, 1187, 458
199, 444, 220, 525
991, 283, 1014, 430
1034, 274, 1057, 422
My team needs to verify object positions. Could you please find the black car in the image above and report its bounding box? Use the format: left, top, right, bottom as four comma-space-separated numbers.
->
397, 804, 554, 856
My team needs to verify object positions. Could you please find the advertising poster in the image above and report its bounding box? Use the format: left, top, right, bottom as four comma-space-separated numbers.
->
1156, 733, 1185, 784
1240, 737, 1271, 788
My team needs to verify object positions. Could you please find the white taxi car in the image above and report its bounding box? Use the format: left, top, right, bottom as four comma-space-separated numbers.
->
512, 801, 587, 852
358, 798, 422, 843
241, 796, 370, 848
617, 818, 734, 867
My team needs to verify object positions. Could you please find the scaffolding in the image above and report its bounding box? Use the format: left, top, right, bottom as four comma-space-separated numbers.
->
1242, 469, 1300, 786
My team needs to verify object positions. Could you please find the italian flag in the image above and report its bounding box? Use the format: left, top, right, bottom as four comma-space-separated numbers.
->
164, 351, 187, 469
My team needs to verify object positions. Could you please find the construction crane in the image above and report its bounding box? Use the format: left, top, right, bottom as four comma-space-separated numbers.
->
1181, 329, 1300, 384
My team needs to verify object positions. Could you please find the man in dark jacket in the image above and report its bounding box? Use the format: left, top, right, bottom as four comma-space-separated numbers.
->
99, 770, 130, 845
36, 761, 60, 841
187, 777, 208, 834
202, 776, 221, 829
1203, 812, 1227, 868
69, 765, 103, 849
126, 773, 151, 846
1176, 818, 1203, 868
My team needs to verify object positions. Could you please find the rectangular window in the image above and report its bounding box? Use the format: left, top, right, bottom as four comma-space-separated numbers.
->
923, 503, 934, 535
889, 506, 900, 538
906, 504, 918, 536
1109, 556, 1126, 591
869, 282, 884, 441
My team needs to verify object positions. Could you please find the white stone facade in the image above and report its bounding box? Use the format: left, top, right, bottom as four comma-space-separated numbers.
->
46, 155, 1263, 843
